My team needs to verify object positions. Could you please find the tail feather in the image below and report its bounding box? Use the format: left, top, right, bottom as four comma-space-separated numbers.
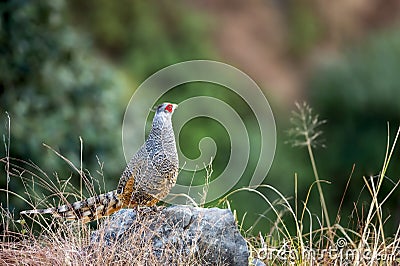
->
21, 190, 125, 223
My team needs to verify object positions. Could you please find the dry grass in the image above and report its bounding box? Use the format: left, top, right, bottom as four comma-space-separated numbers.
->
236, 104, 400, 265
1, 105, 400, 265
0, 171, 211, 265
0, 215, 206, 265
0, 136, 222, 265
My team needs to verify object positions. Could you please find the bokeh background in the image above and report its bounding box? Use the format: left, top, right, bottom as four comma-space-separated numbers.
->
1, 0, 400, 235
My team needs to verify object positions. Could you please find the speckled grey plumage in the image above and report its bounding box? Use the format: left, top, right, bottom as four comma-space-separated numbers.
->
117, 103, 179, 204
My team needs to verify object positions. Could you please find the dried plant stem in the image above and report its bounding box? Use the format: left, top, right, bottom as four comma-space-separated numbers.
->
287, 102, 333, 241
4, 112, 11, 233
306, 141, 332, 239
357, 125, 400, 254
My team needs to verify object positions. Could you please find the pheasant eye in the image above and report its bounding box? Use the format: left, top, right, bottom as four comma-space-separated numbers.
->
165, 104, 173, 113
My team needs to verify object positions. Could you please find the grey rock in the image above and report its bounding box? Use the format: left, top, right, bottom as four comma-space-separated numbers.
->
91, 205, 249, 265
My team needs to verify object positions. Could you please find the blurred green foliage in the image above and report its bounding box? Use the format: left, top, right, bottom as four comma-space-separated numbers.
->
67, 0, 212, 81
0, 0, 126, 209
308, 29, 400, 232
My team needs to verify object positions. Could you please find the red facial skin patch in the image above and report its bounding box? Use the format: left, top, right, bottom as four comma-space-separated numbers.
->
165, 104, 173, 113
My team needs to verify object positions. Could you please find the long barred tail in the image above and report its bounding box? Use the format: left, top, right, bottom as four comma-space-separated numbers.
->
20, 190, 126, 224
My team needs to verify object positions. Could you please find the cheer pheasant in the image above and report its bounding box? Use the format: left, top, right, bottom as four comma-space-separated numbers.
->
21, 103, 179, 223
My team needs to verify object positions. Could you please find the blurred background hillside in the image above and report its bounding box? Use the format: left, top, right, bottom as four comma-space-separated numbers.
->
1, 0, 400, 234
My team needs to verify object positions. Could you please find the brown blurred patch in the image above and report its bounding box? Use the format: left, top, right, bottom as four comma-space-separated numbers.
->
189, 0, 400, 106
